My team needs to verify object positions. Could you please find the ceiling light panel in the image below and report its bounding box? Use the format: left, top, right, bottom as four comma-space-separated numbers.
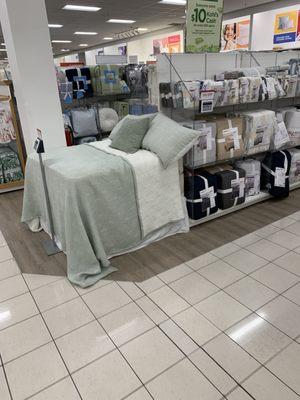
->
63, 5, 101, 12
48, 24, 63, 28
107, 19, 136, 24
159, 0, 186, 5
74, 31, 98, 35
103, 37, 113, 40
52, 40, 72, 43
79, 44, 89, 47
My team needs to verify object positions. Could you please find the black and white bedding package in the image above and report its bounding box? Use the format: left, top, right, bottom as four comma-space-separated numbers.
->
22, 113, 200, 287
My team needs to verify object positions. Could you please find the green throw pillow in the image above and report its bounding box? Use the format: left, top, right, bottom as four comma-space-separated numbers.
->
110, 116, 150, 153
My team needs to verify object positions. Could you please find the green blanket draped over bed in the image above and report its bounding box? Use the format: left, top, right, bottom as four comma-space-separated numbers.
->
21, 145, 142, 287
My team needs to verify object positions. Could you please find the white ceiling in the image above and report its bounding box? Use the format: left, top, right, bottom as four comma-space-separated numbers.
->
0, 0, 293, 59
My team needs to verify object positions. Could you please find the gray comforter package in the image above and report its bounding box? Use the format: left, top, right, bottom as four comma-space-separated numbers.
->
181, 121, 216, 167
22, 143, 186, 288
235, 159, 261, 197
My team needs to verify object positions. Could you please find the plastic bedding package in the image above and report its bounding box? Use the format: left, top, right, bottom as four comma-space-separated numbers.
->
285, 109, 300, 147
182, 81, 202, 109
289, 148, 300, 185
241, 110, 277, 156
213, 116, 245, 161
181, 121, 217, 167
235, 159, 261, 197
282, 75, 298, 98
206, 164, 246, 210
185, 171, 218, 220
261, 150, 291, 198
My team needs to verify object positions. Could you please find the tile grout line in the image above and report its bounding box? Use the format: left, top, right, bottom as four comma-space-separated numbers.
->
78, 293, 156, 400
0, 352, 13, 400
114, 282, 256, 400
19, 274, 84, 400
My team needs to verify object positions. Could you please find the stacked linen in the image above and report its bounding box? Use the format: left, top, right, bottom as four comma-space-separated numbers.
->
258, 77, 269, 101
185, 172, 218, 220
181, 81, 201, 109
235, 159, 261, 197
99, 65, 123, 95
202, 80, 224, 107
248, 77, 262, 103
239, 77, 250, 103
182, 121, 217, 167
212, 116, 244, 161
282, 75, 298, 98
261, 150, 291, 198
241, 110, 276, 156
206, 165, 246, 210
288, 148, 300, 185
285, 109, 300, 147
0, 147, 23, 183
159, 83, 173, 108
265, 77, 277, 100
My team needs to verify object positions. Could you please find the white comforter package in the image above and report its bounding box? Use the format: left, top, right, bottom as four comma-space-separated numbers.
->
289, 148, 300, 185
182, 81, 201, 109
90, 140, 187, 237
285, 109, 300, 147
235, 159, 261, 196
181, 121, 216, 167
283, 75, 298, 98
241, 110, 277, 155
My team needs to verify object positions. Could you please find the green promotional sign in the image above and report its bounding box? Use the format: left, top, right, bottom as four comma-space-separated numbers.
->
185, 0, 224, 53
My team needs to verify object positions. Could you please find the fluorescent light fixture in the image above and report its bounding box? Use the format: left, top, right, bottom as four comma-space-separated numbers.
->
48, 24, 63, 28
138, 28, 148, 31
103, 37, 113, 40
61, 49, 70, 52
74, 31, 98, 35
79, 43, 89, 47
0, 49, 7, 52
52, 40, 72, 43
107, 19, 136, 24
1, 43, 5, 46
63, 5, 101, 12
159, 0, 186, 5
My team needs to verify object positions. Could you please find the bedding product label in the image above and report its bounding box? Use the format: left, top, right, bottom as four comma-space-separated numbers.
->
200, 186, 216, 211
231, 177, 245, 199
274, 167, 286, 188
223, 127, 240, 151
254, 126, 266, 146
198, 127, 213, 151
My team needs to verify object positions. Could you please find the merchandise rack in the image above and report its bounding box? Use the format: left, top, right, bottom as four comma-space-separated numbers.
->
60, 93, 132, 111
189, 182, 300, 227
156, 50, 300, 228
0, 81, 26, 193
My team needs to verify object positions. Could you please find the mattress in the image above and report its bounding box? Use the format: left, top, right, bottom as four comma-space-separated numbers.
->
185, 172, 218, 220
261, 150, 291, 198
182, 121, 217, 167
212, 116, 245, 161
288, 148, 300, 185
241, 110, 276, 155
206, 165, 246, 210
235, 159, 261, 197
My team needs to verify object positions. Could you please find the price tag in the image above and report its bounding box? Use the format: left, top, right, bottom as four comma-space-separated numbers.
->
200, 187, 216, 211
274, 167, 286, 188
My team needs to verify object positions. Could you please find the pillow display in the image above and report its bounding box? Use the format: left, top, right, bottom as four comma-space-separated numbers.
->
70, 109, 98, 138
109, 114, 156, 141
98, 108, 119, 133
110, 116, 150, 153
142, 113, 200, 168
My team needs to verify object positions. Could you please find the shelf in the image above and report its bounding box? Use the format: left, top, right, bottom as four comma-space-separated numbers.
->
189, 182, 300, 227
0, 180, 24, 193
61, 93, 132, 110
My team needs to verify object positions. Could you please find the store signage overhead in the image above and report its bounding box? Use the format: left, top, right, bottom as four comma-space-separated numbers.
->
185, 0, 224, 53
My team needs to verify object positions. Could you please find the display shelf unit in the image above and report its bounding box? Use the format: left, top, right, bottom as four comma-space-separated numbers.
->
156, 50, 300, 227
189, 182, 300, 227
61, 93, 132, 110
0, 81, 26, 193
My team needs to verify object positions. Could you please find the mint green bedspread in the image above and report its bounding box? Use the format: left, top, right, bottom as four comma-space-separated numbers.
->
21, 145, 142, 287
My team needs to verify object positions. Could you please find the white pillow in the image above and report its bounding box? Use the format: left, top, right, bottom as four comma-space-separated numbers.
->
99, 108, 119, 133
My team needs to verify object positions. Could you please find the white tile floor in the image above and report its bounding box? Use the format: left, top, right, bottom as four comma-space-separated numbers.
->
0, 212, 300, 399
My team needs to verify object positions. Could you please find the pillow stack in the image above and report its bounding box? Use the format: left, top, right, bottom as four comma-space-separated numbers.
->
109, 113, 200, 168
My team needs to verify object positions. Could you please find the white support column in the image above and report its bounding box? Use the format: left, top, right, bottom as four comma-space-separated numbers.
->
0, 0, 66, 153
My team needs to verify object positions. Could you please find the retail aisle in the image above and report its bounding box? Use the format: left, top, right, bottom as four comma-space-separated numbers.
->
0, 213, 300, 399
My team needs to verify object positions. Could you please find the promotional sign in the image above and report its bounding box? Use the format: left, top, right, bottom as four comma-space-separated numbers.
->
273, 10, 299, 47
153, 34, 181, 55
221, 17, 250, 52
185, 0, 224, 53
